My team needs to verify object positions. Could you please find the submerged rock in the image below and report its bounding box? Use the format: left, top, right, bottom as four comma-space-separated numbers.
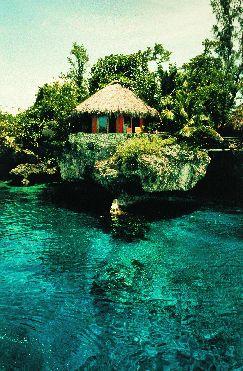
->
91, 260, 151, 303
110, 213, 149, 241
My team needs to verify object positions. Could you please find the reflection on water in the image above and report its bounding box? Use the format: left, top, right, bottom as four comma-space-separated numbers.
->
0, 182, 242, 370
110, 215, 149, 242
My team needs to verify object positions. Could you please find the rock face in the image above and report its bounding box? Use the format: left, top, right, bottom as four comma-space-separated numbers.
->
59, 133, 210, 193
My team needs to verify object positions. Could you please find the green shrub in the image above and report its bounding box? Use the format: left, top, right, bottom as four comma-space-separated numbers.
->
10, 162, 57, 185
179, 125, 224, 147
115, 135, 177, 172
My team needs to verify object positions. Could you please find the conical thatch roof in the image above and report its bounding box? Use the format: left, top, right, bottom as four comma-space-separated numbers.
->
76, 82, 159, 118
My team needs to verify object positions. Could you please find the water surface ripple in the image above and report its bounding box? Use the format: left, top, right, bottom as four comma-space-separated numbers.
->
0, 183, 242, 370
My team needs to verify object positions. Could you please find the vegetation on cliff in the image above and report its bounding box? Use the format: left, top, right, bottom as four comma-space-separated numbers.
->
60, 134, 210, 192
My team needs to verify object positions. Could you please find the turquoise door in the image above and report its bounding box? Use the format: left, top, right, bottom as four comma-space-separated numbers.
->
98, 116, 109, 133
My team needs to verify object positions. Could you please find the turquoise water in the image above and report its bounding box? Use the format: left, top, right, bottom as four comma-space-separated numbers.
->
0, 183, 242, 370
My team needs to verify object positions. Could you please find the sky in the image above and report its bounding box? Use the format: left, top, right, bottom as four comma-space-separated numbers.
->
0, 0, 215, 112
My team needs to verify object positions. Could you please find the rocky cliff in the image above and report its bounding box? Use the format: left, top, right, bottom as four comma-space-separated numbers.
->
59, 133, 211, 193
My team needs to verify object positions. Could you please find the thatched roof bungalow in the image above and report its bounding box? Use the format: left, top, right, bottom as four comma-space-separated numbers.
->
75, 82, 159, 133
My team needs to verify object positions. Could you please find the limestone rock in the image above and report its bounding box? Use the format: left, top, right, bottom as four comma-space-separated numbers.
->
60, 133, 211, 193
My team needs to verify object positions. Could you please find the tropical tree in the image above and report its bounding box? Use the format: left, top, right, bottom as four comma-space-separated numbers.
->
89, 44, 171, 108
160, 0, 242, 134
33, 80, 79, 139
210, 0, 242, 66
181, 49, 229, 127
65, 42, 89, 102
209, 0, 242, 125
230, 103, 243, 133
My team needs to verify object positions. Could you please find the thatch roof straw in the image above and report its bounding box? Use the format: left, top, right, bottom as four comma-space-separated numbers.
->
76, 82, 159, 118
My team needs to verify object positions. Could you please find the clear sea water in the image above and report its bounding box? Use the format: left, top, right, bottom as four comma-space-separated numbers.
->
0, 182, 242, 370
